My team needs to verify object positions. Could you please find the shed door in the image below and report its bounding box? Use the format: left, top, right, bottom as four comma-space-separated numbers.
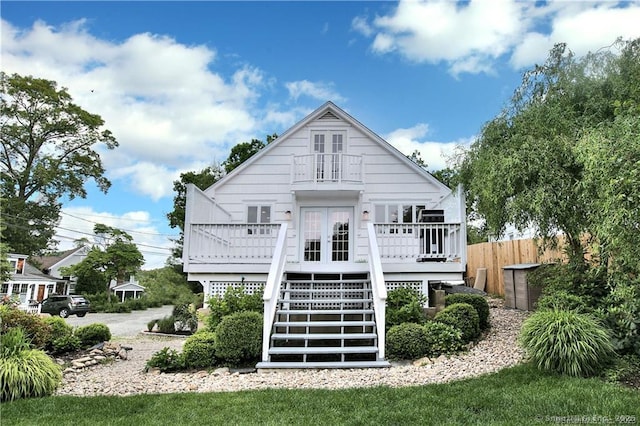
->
301, 207, 352, 263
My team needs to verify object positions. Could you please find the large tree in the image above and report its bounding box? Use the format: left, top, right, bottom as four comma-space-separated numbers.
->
0, 73, 118, 254
63, 224, 144, 301
222, 134, 277, 173
459, 38, 639, 263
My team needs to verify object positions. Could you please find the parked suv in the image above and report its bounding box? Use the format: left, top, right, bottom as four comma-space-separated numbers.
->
40, 295, 90, 318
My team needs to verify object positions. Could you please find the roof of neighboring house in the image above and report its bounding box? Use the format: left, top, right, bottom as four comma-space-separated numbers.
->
9, 262, 60, 284
111, 282, 145, 292
31, 246, 87, 271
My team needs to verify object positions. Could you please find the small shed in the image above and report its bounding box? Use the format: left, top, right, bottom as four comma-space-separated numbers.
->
502, 263, 542, 311
111, 276, 145, 302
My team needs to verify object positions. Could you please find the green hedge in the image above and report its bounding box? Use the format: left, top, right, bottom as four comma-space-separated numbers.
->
434, 303, 480, 343
215, 311, 262, 366
445, 294, 490, 330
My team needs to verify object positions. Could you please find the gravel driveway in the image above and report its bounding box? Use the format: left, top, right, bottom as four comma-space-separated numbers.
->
62, 305, 175, 337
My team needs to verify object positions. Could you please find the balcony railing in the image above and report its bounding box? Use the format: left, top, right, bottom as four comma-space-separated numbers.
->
187, 224, 280, 263
374, 223, 463, 261
292, 154, 363, 184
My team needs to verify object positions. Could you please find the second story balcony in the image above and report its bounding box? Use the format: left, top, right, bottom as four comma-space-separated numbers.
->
291, 154, 364, 189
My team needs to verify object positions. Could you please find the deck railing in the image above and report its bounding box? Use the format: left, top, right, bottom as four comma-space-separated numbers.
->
292, 154, 363, 184
367, 223, 387, 360
374, 223, 463, 261
187, 223, 280, 263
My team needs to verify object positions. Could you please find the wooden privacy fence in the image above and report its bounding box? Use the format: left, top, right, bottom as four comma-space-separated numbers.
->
466, 239, 566, 296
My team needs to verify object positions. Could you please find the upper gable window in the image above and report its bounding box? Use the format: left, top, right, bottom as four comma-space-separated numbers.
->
311, 131, 346, 154
9, 258, 25, 275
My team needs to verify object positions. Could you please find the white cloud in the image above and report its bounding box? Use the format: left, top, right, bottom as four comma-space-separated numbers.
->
285, 80, 346, 103
56, 207, 176, 270
0, 19, 267, 200
354, 0, 640, 75
384, 124, 473, 171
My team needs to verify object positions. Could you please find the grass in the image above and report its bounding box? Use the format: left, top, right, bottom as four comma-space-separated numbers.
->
2, 364, 638, 426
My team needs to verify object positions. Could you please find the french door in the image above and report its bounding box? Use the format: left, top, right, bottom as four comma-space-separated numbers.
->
313, 132, 344, 181
301, 207, 352, 263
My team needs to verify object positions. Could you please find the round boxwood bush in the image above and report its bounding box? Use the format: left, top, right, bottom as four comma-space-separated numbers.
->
423, 321, 464, 357
74, 323, 111, 348
519, 309, 614, 377
0, 328, 62, 401
434, 303, 480, 343
386, 287, 427, 330
183, 331, 217, 369
215, 311, 262, 366
445, 294, 490, 330
43, 316, 74, 353
386, 322, 430, 360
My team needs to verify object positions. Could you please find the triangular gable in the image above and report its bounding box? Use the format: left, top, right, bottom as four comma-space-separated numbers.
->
32, 246, 88, 272
206, 102, 451, 194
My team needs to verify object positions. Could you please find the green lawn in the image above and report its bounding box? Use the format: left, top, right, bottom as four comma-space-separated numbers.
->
2, 364, 638, 426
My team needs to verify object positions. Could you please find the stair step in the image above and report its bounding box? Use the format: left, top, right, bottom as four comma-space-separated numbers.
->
271, 333, 377, 340
281, 288, 369, 293
268, 346, 379, 355
274, 321, 375, 328
256, 360, 390, 369
277, 309, 374, 315
279, 299, 371, 304
284, 279, 371, 285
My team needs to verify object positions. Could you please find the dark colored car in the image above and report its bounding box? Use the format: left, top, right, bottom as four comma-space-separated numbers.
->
40, 295, 90, 318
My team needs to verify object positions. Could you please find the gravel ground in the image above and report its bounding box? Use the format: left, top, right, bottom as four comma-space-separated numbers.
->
56, 302, 529, 396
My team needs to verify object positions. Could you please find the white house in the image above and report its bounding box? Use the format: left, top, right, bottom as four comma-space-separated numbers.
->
110, 275, 145, 302
2, 253, 59, 313
32, 245, 89, 294
182, 102, 467, 368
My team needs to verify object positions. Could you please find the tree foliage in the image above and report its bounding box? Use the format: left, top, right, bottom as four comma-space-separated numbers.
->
0, 73, 117, 255
63, 225, 144, 300
459, 38, 640, 264
222, 134, 276, 173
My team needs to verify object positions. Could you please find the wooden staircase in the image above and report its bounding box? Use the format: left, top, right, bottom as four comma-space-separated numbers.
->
256, 272, 390, 369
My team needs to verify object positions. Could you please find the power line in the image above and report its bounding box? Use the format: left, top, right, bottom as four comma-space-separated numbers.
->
60, 211, 179, 237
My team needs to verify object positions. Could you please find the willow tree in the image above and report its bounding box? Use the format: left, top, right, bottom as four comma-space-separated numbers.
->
0, 73, 118, 254
459, 38, 640, 264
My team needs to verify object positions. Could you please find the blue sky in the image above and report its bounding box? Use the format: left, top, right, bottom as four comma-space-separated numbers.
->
2, 1, 639, 268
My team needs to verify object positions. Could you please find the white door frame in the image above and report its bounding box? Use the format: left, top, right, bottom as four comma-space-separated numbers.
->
300, 207, 353, 264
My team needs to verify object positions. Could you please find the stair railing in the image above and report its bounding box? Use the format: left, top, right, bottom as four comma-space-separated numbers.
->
367, 222, 387, 360
261, 223, 289, 362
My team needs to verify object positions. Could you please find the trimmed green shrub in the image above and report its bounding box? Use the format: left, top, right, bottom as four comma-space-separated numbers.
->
43, 316, 74, 353
434, 303, 480, 343
535, 290, 589, 313
74, 323, 111, 348
386, 287, 427, 330
215, 311, 262, 366
519, 309, 614, 377
445, 294, 490, 330
51, 334, 81, 354
183, 331, 217, 369
386, 322, 429, 360
145, 347, 185, 373
173, 303, 198, 333
207, 286, 264, 330
423, 321, 465, 357
0, 306, 52, 349
157, 316, 176, 334
123, 297, 148, 311
0, 328, 62, 401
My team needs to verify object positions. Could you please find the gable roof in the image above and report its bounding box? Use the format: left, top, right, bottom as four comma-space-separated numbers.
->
208, 102, 451, 193
31, 246, 87, 272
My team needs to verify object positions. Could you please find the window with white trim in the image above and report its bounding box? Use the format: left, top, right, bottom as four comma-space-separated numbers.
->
247, 205, 271, 234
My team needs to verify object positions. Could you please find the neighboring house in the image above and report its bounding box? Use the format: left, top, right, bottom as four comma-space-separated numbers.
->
110, 275, 145, 302
1, 253, 60, 313
183, 102, 467, 368
489, 223, 538, 242
32, 245, 89, 294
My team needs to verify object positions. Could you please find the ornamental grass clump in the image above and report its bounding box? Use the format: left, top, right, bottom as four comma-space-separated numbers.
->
0, 328, 62, 402
519, 309, 614, 377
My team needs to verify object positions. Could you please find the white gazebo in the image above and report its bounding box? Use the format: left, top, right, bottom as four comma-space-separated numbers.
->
110, 276, 145, 302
